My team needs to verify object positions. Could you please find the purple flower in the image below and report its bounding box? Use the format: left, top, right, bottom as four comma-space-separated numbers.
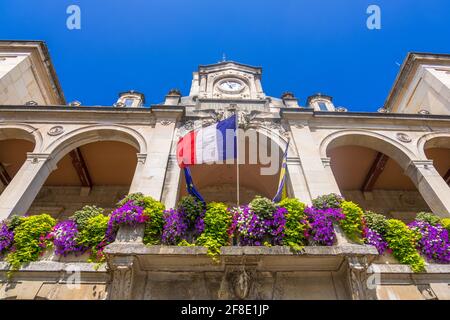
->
232, 206, 267, 246
364, 228, 388, 255
269, 207, 287, 245
162, 209, 188, 245
48, 220, 86, 256
408, 220, 450, 264
109, 201, 147, 227
305, 207, 344, 246
0, 222, 14, 255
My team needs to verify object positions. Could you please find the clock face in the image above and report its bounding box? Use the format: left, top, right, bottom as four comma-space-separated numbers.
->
218, 80, 244, 93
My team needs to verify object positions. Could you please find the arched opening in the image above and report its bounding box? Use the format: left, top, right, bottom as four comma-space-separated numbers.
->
0, 128, 36, 195
423, 136, 450, 187
178, 130, 286, 206
28, 140, 139, 219
326, 133, 431, 222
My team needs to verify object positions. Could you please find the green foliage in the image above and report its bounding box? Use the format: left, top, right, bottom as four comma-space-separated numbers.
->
177, 196, 204, 223
441, 218, 450, 233
312, 193, 344, 210
279, 198, 308, 252
6, 215, 23, 231
177, 239, 195, 247
340, 201, 365, 244
196, 202, 232, 261
76, 214, 109, 262
415, 212, 441, 226
249, 196, 277, 219
142, 196, 165, 245
385, 219, 425, 273
364, 211, 388, 236
6, 214, 56, 270
116, 192, 146, 207
70, 205, 104, 230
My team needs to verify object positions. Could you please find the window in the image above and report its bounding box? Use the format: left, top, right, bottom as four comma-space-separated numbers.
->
318, 102, 328, 111
124, 98, 134, 107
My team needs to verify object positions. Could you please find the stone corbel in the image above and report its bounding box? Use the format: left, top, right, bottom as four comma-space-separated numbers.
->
108, 256, 137, 300
219, 263, 257, 300
346, 256, 376, 300
136, 153, 147, 165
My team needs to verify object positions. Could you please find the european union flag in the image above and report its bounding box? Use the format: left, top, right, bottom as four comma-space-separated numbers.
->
183, 167, 206, 206
273, 140, 290, 203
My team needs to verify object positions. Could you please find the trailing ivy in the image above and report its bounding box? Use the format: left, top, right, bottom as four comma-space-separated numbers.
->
384, 219, 425, 272
278, 198, 309, 252
340, 201, 365, 244
196, 202, 232, 260
76, 214, 110, 263
142, 196, 165, 245
6, 214, 55, 270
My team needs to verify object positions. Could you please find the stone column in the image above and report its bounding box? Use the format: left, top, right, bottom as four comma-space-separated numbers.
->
129, 108, 183, 201
0, 153, 55, 220
405, 160, 450, 217
288, 121, 342, 200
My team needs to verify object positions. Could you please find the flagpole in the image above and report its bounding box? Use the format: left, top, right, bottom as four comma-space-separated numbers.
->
235, 109, 240, 207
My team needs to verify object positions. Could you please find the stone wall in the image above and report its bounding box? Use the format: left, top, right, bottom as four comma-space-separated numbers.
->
343, 190, 430, 222
27, 186, 129, 219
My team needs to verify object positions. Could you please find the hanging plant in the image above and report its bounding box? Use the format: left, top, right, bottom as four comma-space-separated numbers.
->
384, 219, 425, 272
48, 220, 86, 257
279, 198, 309, 252
340, 201, 365, 244
196, 202, 232, 260
408, 220, 450, 264
6, 214, 55, 270
305, 207, 344, 246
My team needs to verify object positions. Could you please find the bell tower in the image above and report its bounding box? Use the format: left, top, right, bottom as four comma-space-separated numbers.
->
189, 61, 266, 100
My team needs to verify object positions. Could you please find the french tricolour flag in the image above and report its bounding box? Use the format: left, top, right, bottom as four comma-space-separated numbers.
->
177, 115, 237, 168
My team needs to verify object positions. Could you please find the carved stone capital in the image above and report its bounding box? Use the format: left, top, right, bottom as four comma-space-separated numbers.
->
108, 256, 136, 300
26, 153, 51, 164
346, 256, 376, 300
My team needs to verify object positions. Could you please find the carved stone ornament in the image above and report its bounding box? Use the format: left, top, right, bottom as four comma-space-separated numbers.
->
231, 269, 252, 300
396, 132, 412, 143
47, 125, 64, 136
377, 107, 388, 113
109, 257, 135, 300
336, 107, 348, 112
347, 256, 376, 300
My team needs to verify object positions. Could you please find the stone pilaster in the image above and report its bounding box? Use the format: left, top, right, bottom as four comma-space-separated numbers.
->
288, 121, 342, 200
130, 107, 183, 201
346, 256, 377, 300
108, 256, 137, 300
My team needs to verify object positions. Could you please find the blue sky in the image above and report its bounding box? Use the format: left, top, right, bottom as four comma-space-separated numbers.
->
1, 0, 449, 111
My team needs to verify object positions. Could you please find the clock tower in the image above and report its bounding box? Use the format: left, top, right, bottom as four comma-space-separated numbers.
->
189, 61, 266, 100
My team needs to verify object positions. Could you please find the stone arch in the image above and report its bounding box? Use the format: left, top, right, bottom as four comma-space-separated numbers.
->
0, 124, 42, 152
417, 132, 450, 159
320, 130, 416, 170
175, 125, 289, 205
44, 125, 146, 163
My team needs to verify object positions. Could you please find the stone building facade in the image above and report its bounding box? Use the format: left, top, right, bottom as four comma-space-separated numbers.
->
0, 41, 449, 300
